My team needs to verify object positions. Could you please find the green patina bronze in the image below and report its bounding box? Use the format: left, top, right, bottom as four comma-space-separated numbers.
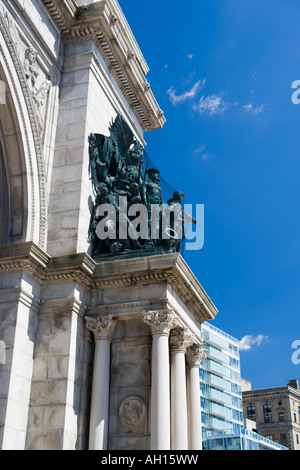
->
88, 114, 188, 259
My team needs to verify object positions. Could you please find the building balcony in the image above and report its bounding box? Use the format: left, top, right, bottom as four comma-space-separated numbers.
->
203, 387, 233, 406
206, 346, 230, 364
202, 373, 232, 392
202, 359, 231, 378
203, 402, 234, 421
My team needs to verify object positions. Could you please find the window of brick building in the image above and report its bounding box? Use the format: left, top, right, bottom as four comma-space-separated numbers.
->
280, 434, 287, 446
247, 405, 256, 421
263, 403, 272, 423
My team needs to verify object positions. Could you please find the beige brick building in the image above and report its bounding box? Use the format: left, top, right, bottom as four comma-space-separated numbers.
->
242, 380, 300, 450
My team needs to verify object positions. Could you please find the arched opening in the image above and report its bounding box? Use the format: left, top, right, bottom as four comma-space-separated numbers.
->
0, 29, 48, 249
0, 67, 28, 246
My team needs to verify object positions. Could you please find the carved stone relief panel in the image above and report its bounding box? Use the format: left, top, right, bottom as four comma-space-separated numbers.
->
0, 4, 53, 136
118, 396, 147, 428
23, 46, 52, 134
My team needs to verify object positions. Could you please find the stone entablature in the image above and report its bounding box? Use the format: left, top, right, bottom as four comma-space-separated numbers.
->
0, 242, 218, 325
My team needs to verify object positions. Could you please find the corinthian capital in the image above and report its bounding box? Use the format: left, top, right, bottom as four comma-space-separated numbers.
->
169, 328, 196, 353
143, 309, 178, 336
85, 314, 117, 341
186, 344, 207, 367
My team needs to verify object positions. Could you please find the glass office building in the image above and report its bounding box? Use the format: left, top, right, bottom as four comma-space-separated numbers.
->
200, 322, 288, 451
200, 322, 244, 436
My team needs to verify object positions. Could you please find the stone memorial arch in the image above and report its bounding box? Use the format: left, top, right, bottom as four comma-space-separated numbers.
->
0, 0, 218, 451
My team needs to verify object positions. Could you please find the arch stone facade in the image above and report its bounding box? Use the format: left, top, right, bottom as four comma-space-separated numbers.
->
0, 0, 218, 450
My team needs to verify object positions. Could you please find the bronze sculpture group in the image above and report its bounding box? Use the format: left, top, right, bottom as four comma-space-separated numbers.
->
88, 114, 188, 257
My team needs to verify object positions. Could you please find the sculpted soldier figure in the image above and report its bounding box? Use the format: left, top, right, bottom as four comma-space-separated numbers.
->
126, 141, 144, 185
142, 169, 163, 207
139, 169, 164, 248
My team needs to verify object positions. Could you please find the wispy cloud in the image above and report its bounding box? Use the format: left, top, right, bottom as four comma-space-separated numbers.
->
193, 145, 213, 162
243, 102, 268, 114
193, 92, 237, 115
167, 79, 206, 105
239, 334, 269, 351
167, 76, 267, 117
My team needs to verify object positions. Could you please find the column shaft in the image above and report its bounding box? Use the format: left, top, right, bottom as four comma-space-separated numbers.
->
85, 315, 116, 451
187, 365, 202, 450
170, 328, 194, 450
89, 339, 111, 450
151, 333, 171, 450
143, 309, 178, 450
186, 344, 206, 450
171, 349, 188, 450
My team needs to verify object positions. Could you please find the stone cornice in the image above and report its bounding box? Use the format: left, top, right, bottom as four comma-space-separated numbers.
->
0, 242, 218, 324
41, 0, 165, 132
243, 386, 300, 401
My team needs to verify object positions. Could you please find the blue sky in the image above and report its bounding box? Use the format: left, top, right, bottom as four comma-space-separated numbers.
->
118, 0, 300, 389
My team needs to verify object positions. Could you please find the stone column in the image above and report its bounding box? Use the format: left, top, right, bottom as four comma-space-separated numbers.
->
85, 315, 117, 450
169, 328, 194, 450
143, 309, 177, 450
186, 344, 207, 450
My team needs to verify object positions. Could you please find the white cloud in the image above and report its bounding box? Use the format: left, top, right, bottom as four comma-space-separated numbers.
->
253, 104, 267, 114
243, 103, 253, 111
193, 93, 234, 115
194, 145, 206, 154
167, 79, 206, 105
239, 334, 269, 351
188, 53, 194, 59
193, 145, 213, 161
243, 102, 268, 114
167, 77, 266, 118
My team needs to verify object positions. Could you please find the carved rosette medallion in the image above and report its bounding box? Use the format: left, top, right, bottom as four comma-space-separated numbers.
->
84, 314, 117, 341
118, 396, 146, 428
143, 309, 178, 336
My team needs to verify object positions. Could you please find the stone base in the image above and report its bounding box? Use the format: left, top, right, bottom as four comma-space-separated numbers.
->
93, 246, 166, 264
0, 242, 218, 450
